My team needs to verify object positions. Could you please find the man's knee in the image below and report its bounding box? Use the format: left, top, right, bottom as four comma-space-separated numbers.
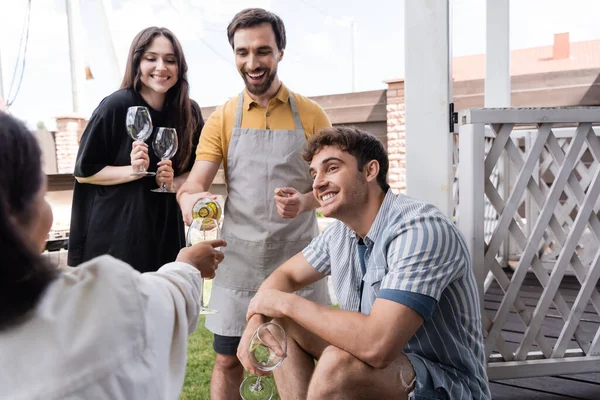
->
309, 346, 356, 396
319, 346, 356, 367
214, 353, 242, 371
309, 348, 416, 398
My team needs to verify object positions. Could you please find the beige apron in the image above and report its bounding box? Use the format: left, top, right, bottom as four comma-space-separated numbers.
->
205, 92, 330, 337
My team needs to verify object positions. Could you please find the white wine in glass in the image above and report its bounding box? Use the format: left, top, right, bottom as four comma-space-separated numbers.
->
239, 322, 287, 400
186, 218, 219, 314
151, 127, 178, 193
126, 106, 155, 177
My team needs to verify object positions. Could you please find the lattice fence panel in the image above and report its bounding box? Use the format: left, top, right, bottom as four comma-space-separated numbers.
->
457, 108, 600, 379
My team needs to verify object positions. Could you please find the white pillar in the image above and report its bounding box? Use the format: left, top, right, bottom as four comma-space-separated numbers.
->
0, 47, 5, 102
458, 120, 486, 301
485, 0, 511, 267
485, 0, 510, 107
404, 0, 453, 216
65, 0, 86, 113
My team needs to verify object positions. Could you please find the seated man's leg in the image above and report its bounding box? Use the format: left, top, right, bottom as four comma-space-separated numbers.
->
211, 334, 244, 400
272, 317, 330, 400
308, 347, 416, 400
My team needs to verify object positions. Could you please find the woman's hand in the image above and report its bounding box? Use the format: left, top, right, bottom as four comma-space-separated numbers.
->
130, 141, 150, 173
156, 159, 175, 191
176, 239, 226, 279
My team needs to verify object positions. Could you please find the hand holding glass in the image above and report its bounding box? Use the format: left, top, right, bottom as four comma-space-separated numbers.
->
186, 218, 220, 314
239, 322, 287, 400
126, 106, 155, 176
152, 127, 178, 193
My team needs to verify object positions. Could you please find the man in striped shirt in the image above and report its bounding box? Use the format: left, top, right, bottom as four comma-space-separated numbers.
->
238, 126, 491, 399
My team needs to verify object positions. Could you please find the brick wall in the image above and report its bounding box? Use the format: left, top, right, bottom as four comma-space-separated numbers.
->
385, 79, 406, 193
54, 115, 87, 174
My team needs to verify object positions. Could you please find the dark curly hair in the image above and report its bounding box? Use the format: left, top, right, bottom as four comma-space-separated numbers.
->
303, 126, 390, 192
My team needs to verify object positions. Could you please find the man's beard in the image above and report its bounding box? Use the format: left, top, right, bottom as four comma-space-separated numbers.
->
242, 66, 277, 96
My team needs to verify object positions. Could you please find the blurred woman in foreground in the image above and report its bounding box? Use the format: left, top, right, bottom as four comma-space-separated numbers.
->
0, 112, 225, 399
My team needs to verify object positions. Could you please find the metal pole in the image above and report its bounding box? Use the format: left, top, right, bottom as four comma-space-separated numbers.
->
350, 19, 357, 92
65, 0, 79, 112
0, 47, 5, 103
97, 0, 122, 84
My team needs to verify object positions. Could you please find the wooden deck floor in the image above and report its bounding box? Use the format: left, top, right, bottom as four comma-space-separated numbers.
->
486, 273, 600, 399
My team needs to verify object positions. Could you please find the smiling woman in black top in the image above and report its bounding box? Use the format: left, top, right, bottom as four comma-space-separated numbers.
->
68, 27, 204, 272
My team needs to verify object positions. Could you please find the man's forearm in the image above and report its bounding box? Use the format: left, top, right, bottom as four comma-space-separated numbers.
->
176, 180, 207, 204
258, 268, 301, 293
178, 180, 208, 195
173, 172, 190, 191
175, 160, 220, 204
281, 294, 385, 366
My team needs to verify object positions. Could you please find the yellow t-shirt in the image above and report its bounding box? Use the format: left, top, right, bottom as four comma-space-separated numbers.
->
196, 84, 331, 177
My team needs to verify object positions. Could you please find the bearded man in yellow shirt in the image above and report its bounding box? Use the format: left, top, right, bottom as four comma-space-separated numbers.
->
177, 8, 331, 399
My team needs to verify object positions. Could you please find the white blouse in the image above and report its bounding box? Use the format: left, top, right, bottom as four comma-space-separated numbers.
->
0, 255, 202, 400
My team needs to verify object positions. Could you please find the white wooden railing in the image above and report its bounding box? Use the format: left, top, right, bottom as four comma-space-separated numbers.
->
457, 107, 600, 380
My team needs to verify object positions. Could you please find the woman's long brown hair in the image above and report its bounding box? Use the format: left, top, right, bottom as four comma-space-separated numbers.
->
120, 27, 201, 174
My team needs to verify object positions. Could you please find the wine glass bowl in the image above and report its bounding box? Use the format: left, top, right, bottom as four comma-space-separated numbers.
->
240, 322, 287, 400
126, 106, 155, 176
151, 127, 178, 193
186, 218, 220, 314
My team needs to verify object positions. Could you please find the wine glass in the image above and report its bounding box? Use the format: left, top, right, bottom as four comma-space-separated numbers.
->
239, 322, 287, 400
151, 127, 178, 193
126, 106, 155, 176
186, 218, 220, 314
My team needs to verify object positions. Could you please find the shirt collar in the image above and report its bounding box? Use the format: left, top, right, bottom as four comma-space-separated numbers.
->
243, 84, 290, 111
350, 189, 396, 246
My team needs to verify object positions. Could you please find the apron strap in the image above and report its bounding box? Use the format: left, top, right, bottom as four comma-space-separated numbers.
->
288, 93, 302, 131
234, 90, 302, 131
233, 92, 245, 129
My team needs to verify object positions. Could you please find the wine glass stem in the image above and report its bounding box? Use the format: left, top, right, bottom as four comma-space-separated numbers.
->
251, 376, 263, 392
200, 278, 206, 308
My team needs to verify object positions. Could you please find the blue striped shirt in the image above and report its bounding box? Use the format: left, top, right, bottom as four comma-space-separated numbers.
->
303, 190, 490, 399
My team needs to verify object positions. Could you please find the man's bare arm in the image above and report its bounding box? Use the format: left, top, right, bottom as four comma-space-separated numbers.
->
258, 252, 326, 293
250, 293, 424, 370
238, 253, 328, 373
176, 160, 220, 200
245, 252, 423, 369
176, 160, 221, 225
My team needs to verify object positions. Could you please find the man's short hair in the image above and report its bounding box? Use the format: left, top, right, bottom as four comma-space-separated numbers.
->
227, 8, 287, 51
303, 126, 390, 192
